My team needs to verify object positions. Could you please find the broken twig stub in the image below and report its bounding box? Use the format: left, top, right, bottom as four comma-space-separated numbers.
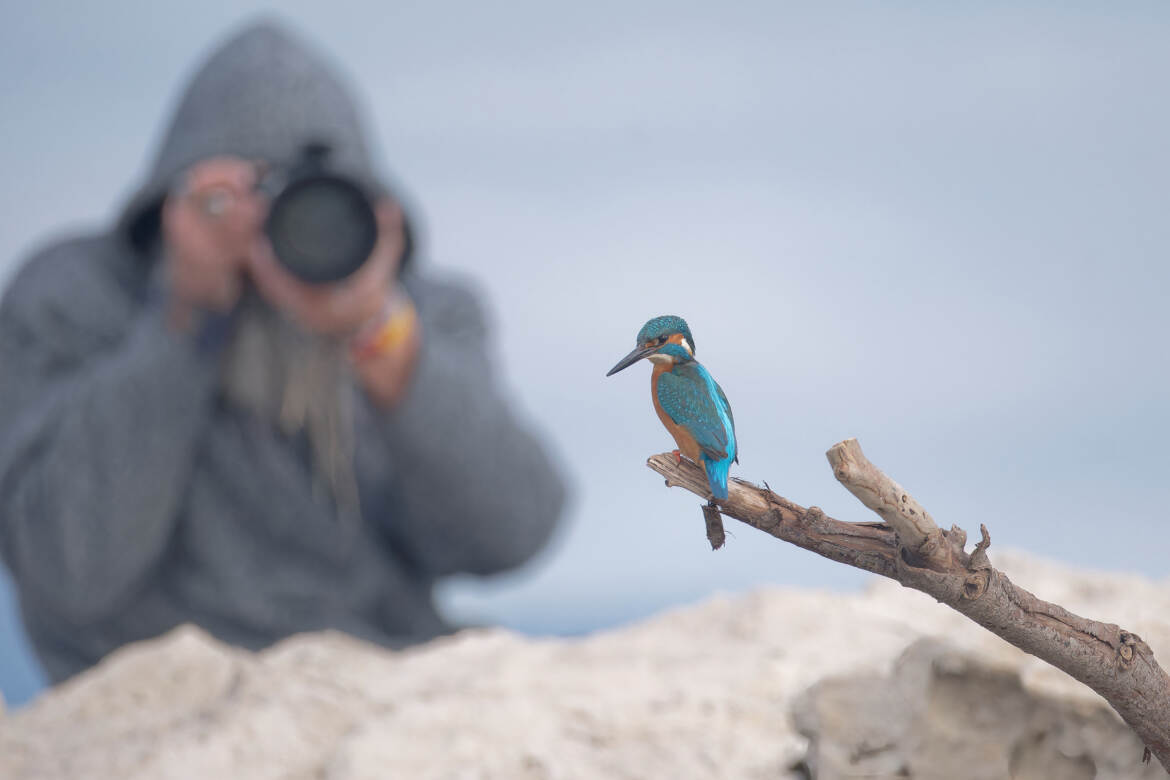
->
702, 503, 725, 551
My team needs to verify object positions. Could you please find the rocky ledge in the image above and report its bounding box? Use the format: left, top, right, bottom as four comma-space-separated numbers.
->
3, 551, 1167, 779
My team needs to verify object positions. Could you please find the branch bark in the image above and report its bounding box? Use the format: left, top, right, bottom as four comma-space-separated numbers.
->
647, 439, 1170, 772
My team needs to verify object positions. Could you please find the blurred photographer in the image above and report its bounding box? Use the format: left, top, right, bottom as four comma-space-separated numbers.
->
0, 20, 566, 683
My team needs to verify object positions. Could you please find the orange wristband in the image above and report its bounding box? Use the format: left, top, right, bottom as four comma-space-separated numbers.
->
350, 295, 418, 362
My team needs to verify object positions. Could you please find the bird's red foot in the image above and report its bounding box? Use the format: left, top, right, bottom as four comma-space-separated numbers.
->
672, 449, 682, 465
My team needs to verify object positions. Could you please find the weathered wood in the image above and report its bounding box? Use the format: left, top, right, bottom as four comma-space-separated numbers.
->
700, 503, 726, 551
826, 438, 957, 570
647, 441, 1170, 772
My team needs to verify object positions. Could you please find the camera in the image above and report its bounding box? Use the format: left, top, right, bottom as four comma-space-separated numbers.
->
260, 142, 378, 284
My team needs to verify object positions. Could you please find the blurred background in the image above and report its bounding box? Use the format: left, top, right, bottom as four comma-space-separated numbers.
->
1, 1, 1167, 707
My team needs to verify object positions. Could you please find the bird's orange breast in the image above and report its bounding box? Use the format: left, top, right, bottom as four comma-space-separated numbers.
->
651, 363, 701, 462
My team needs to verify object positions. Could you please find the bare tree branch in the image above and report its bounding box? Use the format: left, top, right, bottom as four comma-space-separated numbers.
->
647, 439, 1170, 772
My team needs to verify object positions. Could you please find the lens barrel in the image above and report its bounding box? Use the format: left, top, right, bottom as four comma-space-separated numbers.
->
263, 144, 378, 284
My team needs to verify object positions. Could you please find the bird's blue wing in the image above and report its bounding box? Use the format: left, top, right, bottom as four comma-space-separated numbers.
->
656, 365, 731, 462
715, 381, 738, 463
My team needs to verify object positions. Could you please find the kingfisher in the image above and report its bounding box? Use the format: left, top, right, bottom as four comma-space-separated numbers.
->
607, 315, 738, 501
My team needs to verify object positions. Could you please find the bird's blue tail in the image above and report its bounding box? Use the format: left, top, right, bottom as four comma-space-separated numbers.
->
704, 456, 731, 500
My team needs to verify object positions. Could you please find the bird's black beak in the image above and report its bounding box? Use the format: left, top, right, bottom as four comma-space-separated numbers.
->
606, 344, 656, 376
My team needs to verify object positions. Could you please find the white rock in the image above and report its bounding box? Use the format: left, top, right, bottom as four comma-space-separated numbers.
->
2, 550, 1167, 779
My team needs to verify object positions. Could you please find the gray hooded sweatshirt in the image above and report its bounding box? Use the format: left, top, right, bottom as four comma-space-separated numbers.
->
0, 21, 567, 682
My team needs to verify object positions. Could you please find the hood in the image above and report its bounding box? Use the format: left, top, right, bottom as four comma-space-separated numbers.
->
119, 19, 414, 270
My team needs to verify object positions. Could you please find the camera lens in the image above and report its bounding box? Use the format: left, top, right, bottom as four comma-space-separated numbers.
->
265, 174, 377, 284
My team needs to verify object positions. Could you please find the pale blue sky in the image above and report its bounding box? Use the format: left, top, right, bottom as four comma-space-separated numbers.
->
2, 1, 1168, 705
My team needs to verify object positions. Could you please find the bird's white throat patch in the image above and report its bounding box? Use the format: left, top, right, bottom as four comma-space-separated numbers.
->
648, 353, 673, 365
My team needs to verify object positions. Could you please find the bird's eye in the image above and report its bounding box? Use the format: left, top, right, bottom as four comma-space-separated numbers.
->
658, 335, 668, 344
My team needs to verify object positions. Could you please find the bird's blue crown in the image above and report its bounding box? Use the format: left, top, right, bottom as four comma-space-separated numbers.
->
636, 315, 695, 353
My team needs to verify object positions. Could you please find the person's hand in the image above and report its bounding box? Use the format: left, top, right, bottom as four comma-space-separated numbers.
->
246, 200, 406, 336
161, 157, 263, 324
